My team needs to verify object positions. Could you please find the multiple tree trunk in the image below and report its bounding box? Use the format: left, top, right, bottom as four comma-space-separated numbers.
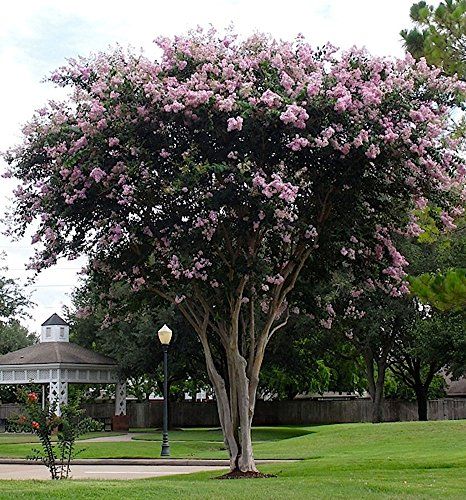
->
166, 247, 311, 473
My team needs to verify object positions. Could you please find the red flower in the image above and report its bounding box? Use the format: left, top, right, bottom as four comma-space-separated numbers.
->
18, 415, 27, 425
27, 392, 38, 403
31, 421, 40, 430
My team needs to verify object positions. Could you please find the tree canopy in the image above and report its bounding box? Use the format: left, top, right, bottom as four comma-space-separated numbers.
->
5, 29, 465, 473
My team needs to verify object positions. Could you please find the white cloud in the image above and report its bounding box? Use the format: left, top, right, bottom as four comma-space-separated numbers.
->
0, 0, 413, 333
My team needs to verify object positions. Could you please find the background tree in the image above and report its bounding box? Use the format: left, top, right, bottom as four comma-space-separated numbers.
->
0, 256, 34, 403
342, 293, 407, 423
409, 268, 466, 311
389, 307, 465, 420
69, 278, 210, 403
260, 315, 365, 400
401, 0, 466, 79
0, 254, 30, 323
407, 209, 466, 310
0, 320, 35, 356
384, 370, 447, 401
6, 30, 464, 473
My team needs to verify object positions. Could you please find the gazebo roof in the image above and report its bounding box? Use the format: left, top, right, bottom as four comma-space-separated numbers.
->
0, 342, 117, 366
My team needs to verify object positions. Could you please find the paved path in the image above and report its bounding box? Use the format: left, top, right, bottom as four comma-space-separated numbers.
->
0, 463, 226, 480
80, 433, 138, 442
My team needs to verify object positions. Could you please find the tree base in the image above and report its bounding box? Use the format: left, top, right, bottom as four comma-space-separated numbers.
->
216, 470, 276, 479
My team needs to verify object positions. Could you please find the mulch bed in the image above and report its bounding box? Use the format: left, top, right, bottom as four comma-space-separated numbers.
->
215, 470, 276, 480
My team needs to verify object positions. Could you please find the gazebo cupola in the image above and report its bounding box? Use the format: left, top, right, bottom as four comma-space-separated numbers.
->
41, 313, 69, 343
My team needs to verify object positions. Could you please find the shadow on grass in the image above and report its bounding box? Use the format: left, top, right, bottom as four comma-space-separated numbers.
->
130, 426, 315, 443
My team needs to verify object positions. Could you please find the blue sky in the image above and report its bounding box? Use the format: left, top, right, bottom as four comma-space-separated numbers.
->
0, 0, 414, 334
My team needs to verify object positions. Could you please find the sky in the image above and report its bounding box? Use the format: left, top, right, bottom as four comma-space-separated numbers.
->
0, 0, 415, 335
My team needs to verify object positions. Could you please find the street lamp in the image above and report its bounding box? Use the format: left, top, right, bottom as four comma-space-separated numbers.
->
158, 324, 172, 457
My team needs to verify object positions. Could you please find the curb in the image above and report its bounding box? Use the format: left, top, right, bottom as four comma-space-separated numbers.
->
0, 458, 295, 466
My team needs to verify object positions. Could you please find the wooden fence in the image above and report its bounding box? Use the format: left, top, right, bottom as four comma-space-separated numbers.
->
1, 398, 465, 428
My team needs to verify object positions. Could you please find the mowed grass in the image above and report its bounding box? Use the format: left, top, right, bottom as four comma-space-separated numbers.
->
0, 420, 464, 499
0, 427, 311, 459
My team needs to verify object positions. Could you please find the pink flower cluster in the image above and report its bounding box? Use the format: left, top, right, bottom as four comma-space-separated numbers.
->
227, 116, 243, 132
279, 104, 309, 129
252, 173, 299, 203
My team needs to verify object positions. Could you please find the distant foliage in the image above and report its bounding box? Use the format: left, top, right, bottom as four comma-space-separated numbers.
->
401, 0, 466, 79
409, 268, 466, 311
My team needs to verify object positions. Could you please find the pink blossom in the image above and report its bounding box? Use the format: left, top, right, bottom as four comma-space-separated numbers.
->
132, 277, 146, 291
260, 89, 282, 108
76, 306, 92, 319
305, 226, 318, 239
320, 318, 333, 329
69, 136, 87, 154
227, 116, 243, 132
440, 211, 457, 230
287, 136, 310, 151
279, 104, 309, 129
365, 144, 380, 159
266, 274, 285, 285
334, 94, 352, 112
406, 221, 423, 237
109, 224, 123, 243
90, 167, 106, 183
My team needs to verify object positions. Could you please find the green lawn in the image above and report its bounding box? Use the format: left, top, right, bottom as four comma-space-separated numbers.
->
0, 420, 464, 499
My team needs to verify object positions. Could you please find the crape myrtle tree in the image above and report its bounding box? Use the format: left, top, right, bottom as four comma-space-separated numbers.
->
5, 29, 465, 473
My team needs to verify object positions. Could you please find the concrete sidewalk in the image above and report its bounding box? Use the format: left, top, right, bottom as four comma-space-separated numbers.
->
0, 458, 293, 466
79, 433, 136, 442
0, 463, 227, 480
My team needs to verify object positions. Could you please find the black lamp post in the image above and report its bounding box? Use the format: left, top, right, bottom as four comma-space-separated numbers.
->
158, 324, 172, 457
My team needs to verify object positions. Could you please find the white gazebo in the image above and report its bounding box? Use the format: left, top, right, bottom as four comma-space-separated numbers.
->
0, 314, 127, 421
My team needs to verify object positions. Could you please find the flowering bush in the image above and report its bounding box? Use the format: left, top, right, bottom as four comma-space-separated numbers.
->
5, 28, 465, 472
10, 391, 99, 479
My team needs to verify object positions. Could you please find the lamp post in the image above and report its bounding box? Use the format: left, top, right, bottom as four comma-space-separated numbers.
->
158, 324, 172, 457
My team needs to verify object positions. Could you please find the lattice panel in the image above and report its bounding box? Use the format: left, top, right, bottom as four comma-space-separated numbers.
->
115, 381, 127, 416
14, 370, 26, 381
49, 379, 68, 416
